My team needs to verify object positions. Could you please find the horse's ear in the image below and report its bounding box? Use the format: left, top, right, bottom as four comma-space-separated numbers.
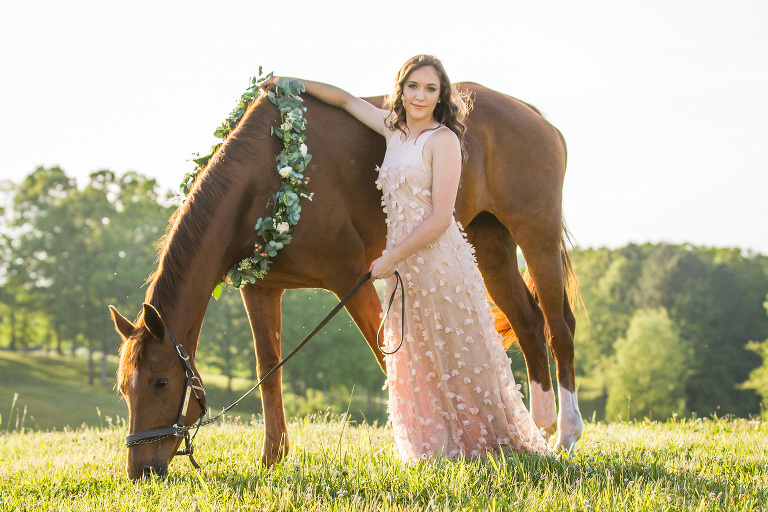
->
142, 303, 166, 341
109, 305, 135, 340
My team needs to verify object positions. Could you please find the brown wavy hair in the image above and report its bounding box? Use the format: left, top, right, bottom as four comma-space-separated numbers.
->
384, 55, 472, 158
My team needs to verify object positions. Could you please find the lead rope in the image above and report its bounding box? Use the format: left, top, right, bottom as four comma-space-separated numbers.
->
192, 270, 404, 433
377, 271, 405, 355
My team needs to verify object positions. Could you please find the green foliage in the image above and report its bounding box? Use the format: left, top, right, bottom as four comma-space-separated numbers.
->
742, 295, 768, 416
605, 308, 688, 421
0, 168, 174, 385
1, 417, 766, 510
572, 244, 768, 420
3, 160, 768, 430
743, 338, 768, 415
0, 166, 386, 420
278, 288, 388, 424
195, 292, 255, 406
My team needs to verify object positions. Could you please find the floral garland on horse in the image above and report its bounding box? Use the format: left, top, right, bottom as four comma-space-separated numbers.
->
179, 70, 312, 299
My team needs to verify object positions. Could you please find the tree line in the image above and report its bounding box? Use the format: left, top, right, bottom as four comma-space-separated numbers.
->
1, 167, 767, 422
564, 244, 768, 421
0, 167, 386, 419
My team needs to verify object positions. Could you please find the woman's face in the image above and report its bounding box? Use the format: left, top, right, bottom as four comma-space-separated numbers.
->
401, 65, 441, 124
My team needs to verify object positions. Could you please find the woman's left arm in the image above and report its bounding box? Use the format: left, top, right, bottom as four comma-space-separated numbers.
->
369, 129, 462, 279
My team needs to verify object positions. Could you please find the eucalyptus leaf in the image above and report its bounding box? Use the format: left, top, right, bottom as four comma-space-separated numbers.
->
193, 154, 211, 166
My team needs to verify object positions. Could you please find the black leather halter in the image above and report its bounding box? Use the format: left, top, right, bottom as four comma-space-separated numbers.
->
123, 327, 208, 470
123, 271, 403, 471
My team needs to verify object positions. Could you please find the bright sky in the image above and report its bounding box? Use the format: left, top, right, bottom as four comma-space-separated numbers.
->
1, 0, 766, 254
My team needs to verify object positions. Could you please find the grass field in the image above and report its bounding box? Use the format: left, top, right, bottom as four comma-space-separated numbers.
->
2, 350, 767, 510
1, 414, 766, 511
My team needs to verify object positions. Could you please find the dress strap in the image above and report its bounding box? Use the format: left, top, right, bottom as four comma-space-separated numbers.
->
412, 124, 444, 146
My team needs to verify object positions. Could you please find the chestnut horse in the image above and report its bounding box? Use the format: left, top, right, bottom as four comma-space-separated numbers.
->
110, 82, 583, 479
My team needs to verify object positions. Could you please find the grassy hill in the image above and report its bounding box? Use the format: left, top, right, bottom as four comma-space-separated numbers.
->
0, 350, 266, 432
1, 415, 766, 511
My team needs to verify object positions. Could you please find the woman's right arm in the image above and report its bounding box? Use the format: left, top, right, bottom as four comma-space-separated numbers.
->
265, 77, 389, 136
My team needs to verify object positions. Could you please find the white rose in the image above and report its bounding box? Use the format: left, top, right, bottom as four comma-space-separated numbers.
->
278, 166, 292, 178
299, 143, 308, 156
282, 122, 292, 132
276, 222, 290, 233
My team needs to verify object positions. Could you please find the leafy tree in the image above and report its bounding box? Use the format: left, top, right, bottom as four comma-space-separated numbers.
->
4, 167, 173, 385
571, 248, 637, 418
743, 338, 768, 416
197, 292, 254, 406
742, 294, 768, 416
3, 168, 76, 352
574, 243, 768, 419
672, 248, 767, 416
279, 288, 386, 415
606, 308, 688, 421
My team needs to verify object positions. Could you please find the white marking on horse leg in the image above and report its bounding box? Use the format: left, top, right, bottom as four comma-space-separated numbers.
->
554, 386, 584, 452
131, 369, 138, 389
529, 381, 557, 438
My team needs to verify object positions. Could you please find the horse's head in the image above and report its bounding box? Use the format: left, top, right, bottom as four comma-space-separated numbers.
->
110, 303, 206, 480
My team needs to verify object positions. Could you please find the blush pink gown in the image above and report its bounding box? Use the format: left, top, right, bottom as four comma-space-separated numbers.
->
376, 127, 550, 462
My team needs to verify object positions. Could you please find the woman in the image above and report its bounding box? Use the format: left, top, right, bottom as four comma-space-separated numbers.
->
268, 55, 549, 461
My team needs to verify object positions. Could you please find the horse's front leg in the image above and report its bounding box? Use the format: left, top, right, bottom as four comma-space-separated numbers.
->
241, 285, 288, 467
327, 271, 387, 373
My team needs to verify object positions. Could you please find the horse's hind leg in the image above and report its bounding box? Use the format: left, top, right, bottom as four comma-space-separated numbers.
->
240, 285, 289, 467
516, 229, 583, 451
466, 213, 557, 437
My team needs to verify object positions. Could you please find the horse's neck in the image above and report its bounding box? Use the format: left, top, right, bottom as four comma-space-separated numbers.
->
148, 154, 271, 350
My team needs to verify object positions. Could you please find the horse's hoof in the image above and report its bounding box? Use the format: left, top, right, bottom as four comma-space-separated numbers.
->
553, 417, 583, 453
530, 383, 558, 437
554, 436, 578, 454
260, 437, 289, 468
260, 446, 288, 467
553, 386, 583, 452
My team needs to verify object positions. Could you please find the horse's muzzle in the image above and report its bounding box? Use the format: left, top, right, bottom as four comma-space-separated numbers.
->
131, 464, 168, 481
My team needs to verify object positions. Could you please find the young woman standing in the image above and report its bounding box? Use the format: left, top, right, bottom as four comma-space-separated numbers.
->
266, 55, 549, 461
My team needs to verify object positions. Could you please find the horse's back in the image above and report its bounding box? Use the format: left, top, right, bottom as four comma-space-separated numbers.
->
455, 83, 567, 231
260, 83, 567, 284
363, 83, 566, 230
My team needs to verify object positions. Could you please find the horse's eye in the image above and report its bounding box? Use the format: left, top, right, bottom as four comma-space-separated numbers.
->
154, 378, 169, 390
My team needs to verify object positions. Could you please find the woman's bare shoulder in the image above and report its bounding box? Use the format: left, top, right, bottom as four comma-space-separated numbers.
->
429, 126, 460, 150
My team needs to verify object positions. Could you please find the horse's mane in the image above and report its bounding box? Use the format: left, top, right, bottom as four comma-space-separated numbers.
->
144, 94, 272, 313
116, 95, 273, 390
144, 166, 233, 311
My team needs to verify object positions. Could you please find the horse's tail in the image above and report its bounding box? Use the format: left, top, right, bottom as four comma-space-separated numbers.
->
493, 218, 583, 349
